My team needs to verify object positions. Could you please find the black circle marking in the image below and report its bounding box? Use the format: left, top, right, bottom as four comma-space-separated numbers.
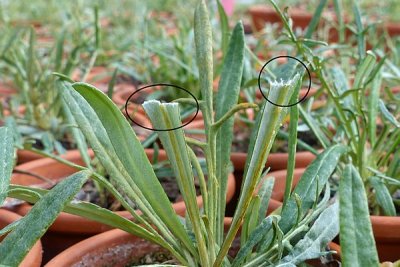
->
258, 55, 311, 107
124, 83, 199, 131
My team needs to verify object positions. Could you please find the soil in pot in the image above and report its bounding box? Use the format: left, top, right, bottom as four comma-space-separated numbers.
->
0, 209, 43, 267
11, 149, 236, 263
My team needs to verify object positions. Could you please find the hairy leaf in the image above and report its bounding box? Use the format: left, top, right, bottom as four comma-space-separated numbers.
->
0, 127, 14, 206
339, 164, 379, 266
0, 170, 91, 266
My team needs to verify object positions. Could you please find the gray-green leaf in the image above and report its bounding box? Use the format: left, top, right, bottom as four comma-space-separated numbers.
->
0, 170, 91, 266
339, 164, 379, 267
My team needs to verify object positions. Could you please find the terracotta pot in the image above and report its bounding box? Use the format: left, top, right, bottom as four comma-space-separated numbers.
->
231, 151, 315, 172
113, 83, 139, 107
385, 22, 400, 37
0, 209, 43, 267
269, 168, 400, 262
0, 82, 16, 98
12, 149, 236, 263
370, 216, 400, 262
71, 66, 114, 93
47, 215, 339, 267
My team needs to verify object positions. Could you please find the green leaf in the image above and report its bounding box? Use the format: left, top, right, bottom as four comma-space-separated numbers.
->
379, 99, 400, 128
280, 202, 339, 264
304, 0, 328, 39
352, 3, 365, 60
0, 170, 91, 266
298, 105, 330, 149
369, 176, 396, 216
58, 81, 91, 167
368, 72, 382, 146
339, 164, 379, 267
61, 82, 195, 255
0, 126, 14, 206
280, 145, 346, 233
257, 177, 275, 225
214, 21, 245, 244
194, 0, 213, 124
217, 0, 229, 55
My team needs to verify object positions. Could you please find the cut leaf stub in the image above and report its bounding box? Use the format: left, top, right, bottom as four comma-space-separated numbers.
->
125, 84, 200, 132
258, 56, 311, 107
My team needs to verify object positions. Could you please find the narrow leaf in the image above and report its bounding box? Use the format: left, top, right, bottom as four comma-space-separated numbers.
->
369, 176, 396, 216
0, 170, 91, 266
339, 164, 379, 266
379, 99, 400, 128
215, 21, 245, 244
0, 126, 14, 206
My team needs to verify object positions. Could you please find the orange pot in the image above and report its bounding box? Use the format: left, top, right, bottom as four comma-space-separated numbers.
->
15, 111, 150, 164
267, 168, 400, 262
47, 215, 339, 267
0, 209, 43, 267
12, 149, 236, 263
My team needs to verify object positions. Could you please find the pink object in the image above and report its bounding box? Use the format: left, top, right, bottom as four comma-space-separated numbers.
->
221, 0, 235, 16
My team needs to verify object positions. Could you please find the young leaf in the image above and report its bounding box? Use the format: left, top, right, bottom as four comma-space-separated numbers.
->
257, 177, 275, 225
340, 164, 379, 266
217, 0, 229, 55
379, 99, 400, 128
304, 0, 328, 39
0, 126, 14, 206
369, 176, 396, 216
215, 21, 245, 244
280, 202, 339, 264
0, 170, 91, 266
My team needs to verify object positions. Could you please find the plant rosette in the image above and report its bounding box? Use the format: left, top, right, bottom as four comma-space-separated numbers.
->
10, 149, 236, 262
0, 209, 43, 267
45, 217, 341, 267
267, 168, 400, 262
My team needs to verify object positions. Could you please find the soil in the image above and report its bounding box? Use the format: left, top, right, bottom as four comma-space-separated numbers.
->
72, 159, 201, 211
127, 251, 177, 266
125, 236, 340, 266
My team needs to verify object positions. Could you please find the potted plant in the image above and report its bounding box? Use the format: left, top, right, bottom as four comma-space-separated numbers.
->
1, 1, 341, 266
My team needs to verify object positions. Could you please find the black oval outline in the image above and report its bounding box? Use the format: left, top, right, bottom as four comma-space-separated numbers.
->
125, 83, 199, 131
258, 55, 312, 107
